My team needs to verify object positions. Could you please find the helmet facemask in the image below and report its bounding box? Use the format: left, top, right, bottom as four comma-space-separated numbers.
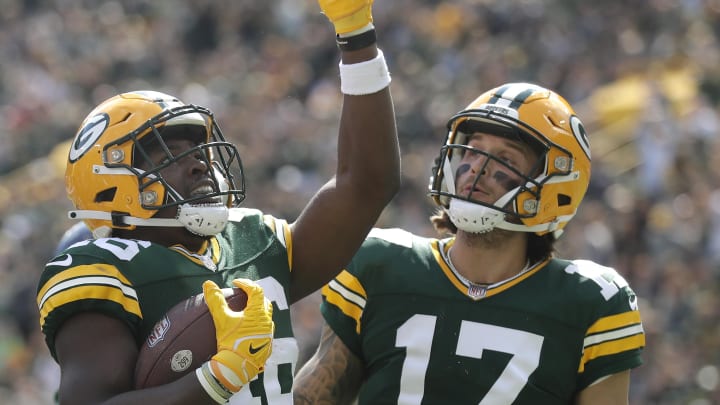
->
432, 118, 548, 234
129, 120, 242, 211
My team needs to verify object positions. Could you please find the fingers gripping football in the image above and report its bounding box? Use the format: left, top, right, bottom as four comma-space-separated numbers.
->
318, 0, 374, 35
201, 279, 274, 396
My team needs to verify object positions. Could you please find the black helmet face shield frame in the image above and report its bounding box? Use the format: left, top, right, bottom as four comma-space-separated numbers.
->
432, 112, 551, 219
103, 104, 247, 211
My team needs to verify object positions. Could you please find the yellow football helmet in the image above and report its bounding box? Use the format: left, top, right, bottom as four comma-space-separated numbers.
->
428, 82, 591, 238
66, 90, 245, 238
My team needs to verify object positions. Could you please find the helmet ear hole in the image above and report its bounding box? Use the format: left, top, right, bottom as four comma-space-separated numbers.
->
95, 187, 117, 203
557, 194, 571, 207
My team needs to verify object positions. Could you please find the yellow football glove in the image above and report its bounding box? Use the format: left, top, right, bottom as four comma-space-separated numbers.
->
197, 279, 274, 402
318, 0, 374, 35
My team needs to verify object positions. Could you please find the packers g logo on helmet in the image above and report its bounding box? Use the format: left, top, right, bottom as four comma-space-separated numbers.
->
428, 82, 591, 238
69, 113, 109, 163
65, 90, 246, 238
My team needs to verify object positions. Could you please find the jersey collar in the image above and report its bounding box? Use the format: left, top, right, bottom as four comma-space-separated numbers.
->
432, 238, 548, 301
169, 238, 221, 271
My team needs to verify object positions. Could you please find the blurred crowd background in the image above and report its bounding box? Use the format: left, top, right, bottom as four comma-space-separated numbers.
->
1, 0, 719, 404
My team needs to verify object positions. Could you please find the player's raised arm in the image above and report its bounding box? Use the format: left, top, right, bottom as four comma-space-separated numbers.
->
288, 0, 400, 302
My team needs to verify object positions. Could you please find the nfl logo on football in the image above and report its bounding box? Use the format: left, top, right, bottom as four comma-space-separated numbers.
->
146, 315, 171, 348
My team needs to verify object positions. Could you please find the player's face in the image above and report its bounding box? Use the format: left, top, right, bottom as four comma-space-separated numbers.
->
138, 136, 223, 217
455, 132, 538, 205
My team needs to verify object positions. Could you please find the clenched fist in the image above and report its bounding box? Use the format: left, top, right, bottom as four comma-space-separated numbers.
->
318, 0, 374, 35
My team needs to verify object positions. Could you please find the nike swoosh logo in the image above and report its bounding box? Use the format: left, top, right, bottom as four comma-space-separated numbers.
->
47, 254, 73, 267
248, 342, 269, 355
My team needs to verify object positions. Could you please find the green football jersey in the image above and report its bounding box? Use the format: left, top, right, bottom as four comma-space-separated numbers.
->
37, 208, 296, 404
321, 228, 645, 405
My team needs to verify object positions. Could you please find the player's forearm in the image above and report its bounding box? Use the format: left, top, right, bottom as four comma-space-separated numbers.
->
294, 325, 363, 405
335, 43, 400, 211
294, 359, 361, 405
58, 371, 217, 405
294, 356, 343, 405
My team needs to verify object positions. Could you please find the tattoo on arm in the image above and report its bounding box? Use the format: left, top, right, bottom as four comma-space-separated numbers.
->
294, 324, 364, 405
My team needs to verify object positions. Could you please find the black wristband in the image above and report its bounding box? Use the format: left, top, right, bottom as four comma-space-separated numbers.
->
336, 29, 377, 52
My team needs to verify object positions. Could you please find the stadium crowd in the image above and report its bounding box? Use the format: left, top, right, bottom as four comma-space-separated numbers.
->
0, 0, 719, 403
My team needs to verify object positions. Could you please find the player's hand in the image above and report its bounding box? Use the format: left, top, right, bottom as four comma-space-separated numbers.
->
202, 279, 274, 394
318, 0, 374, 35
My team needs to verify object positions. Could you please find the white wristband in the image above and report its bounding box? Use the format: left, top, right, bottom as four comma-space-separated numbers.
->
339, 49, 391, 95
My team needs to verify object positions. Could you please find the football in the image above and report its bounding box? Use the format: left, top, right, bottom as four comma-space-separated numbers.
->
134, 287, 248, 389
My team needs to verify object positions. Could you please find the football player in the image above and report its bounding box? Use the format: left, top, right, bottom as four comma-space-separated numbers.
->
294, 83, 645, 404
36, 0, 399, 403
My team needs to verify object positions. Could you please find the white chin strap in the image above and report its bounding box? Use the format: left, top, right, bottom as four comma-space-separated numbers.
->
446, 189, 570, 238
446, 190, 516, 234
69, 203, 230, 237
